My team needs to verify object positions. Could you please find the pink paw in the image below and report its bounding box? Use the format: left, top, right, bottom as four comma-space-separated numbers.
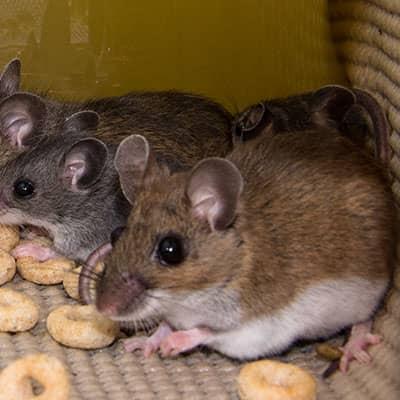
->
160, 331, 194, 357
11, 243, 58, 262
159, 328, 211, 357
123, 337, 159, 357
123, 321, 173, 357
339, 324, 382, 373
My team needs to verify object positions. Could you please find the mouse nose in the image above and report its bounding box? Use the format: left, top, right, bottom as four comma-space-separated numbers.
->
96, 272, 146, 317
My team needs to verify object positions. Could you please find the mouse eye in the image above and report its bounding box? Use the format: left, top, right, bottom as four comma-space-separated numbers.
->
110, 226, 125, 246
14, 179, 35, 199
157, 235, 185, 266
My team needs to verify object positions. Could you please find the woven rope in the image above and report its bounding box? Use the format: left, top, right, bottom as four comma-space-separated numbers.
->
328, 0, 400, 399
1, 1, 400, 399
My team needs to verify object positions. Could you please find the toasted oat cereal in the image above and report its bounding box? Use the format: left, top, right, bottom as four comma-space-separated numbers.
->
0, 353, 69, 400
0, 288, 39, 332
47, 304, 119, 349
0, 250, 16, 286
0, 224, 19, 252
16, 256, 75, 285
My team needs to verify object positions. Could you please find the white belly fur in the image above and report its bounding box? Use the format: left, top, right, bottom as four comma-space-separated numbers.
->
206, 277, 388, 359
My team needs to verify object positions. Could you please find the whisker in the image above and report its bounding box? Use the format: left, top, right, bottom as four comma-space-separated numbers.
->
70, 271, 100, 283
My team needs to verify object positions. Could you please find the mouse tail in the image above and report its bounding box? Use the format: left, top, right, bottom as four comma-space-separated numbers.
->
79, 242, 112, 305
352, 88, 390, 164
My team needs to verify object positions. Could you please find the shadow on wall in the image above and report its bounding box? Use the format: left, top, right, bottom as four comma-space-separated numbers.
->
0, 0, 345, 110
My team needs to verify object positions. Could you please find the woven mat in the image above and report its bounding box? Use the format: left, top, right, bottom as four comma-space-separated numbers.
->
1, 1, 400, 399
328, 0, 400, 399
1, 273, 341, 399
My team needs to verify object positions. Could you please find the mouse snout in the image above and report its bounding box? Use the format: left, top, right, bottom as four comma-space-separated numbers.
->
96, 272, 146, 318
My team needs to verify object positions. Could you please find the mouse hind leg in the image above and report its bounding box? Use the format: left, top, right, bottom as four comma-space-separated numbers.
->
339, 320, 382, 372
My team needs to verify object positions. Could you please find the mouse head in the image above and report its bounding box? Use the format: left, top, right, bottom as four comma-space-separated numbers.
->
91, 135, 244, 324
0, 98, 106, 233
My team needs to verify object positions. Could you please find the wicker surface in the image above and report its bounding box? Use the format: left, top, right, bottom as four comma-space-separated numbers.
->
328, 0, 400, 399
1, 274, 340, 399
1, 1, 400, 399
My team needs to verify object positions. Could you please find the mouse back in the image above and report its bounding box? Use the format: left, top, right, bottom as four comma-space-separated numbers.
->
233, 85, 389, 164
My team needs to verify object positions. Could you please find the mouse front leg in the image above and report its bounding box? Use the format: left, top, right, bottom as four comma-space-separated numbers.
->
123, 321, 173, 357
123, 321, 212, 357
339, 320, 382, 372
159, 327, 212, 357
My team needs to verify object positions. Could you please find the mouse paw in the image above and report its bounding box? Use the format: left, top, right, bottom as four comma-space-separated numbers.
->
123, 337, 157, 357
11, 242, 59, 262
123, 321, 173, 357
159, 327, 211, 357
339, 320, 382, 373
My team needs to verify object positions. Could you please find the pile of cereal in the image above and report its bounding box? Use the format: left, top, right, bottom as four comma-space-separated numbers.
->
0, 225, 119, 347
0, 224, 119, 398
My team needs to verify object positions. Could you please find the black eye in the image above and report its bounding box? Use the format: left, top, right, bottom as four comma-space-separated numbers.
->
110, 226, 125, 246
14, 179, 35, 199
157, 235, 185, 266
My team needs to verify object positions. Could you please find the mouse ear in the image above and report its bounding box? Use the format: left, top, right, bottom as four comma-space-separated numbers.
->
0, 59, 21, 96
186, 158, 243, 231
0, 92, 46, 149
114, 134, 151, 204
233, 102, 272, 142
311, 85, 356, 126
64, 110, 100, 133
61, 138, 108, 191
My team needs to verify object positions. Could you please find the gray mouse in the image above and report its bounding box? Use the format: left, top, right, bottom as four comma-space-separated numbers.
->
0, 84, 233, 262
80, 125, 396, 372
233, 85, 389, 163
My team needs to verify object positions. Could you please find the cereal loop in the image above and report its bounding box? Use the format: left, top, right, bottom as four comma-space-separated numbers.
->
47, 304, 119, 349
0, 224, 19, 252
0, 353, 69, 400
237, 360, 316, 400
17, 256, 75, 285
62, 266, 81, 300
0, 250, 16, 286
0, 288, 39, 332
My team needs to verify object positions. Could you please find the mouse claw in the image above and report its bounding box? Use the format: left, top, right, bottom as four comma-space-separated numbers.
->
122, 337, 157, 357
339, 321, 382, 373
12, 242, 59, 262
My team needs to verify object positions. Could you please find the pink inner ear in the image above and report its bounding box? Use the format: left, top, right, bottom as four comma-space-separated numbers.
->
4, 114, 32, 149
63, 160, 85, 188
192, 196, 221, 230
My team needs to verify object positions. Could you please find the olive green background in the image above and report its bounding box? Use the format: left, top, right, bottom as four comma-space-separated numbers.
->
0, 0, 345, 111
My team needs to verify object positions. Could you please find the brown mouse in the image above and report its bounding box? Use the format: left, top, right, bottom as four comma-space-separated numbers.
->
81, 123, 396, 371
233, 85, 389, 163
